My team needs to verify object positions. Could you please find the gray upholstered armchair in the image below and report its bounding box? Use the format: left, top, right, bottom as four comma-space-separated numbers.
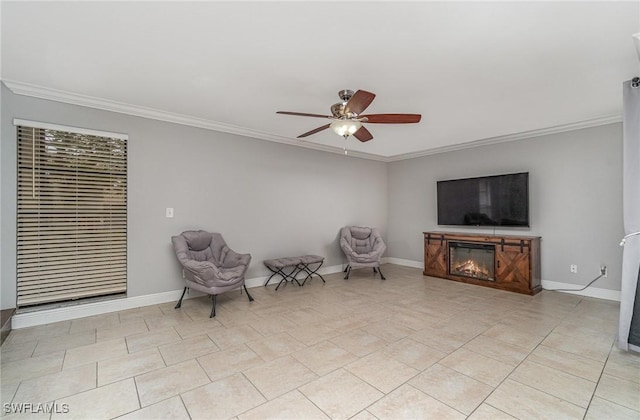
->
172, 230, 253, 317
340, 226, 387, 280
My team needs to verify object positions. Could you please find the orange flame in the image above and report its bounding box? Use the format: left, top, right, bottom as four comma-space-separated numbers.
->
453, 259, 492, 280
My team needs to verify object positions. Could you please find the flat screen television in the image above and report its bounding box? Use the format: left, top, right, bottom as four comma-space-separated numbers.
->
437, 172, 529, 227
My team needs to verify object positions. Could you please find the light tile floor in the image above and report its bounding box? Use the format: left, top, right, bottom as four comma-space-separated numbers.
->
1, 264, 638, 419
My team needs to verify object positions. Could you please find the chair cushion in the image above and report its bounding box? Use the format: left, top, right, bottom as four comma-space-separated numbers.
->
350, 226, 372, 240
172, 230, 251, 295
352, 237, 374, 254
217, 265, 248, 282
182, 230, 213, 251
340, 226, 386, 267
209, 233, 231, 266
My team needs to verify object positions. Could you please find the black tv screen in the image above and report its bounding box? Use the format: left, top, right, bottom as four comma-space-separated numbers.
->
437, 172, 529, 227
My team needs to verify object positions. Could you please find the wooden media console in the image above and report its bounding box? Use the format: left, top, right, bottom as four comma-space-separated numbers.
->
423, 231, 541, 295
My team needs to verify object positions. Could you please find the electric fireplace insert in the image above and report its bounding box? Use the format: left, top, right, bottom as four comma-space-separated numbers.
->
448, 241, 495, 281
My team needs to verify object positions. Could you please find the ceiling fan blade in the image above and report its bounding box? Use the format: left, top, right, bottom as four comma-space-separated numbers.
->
277, 111, 332, 119
344, 90, 376, 115
353, 126, 374, 142
360, 114, 422, 124
297, 124, 331, 138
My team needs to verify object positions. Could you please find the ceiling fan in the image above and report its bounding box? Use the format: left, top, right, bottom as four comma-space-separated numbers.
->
277, 89, 421, 142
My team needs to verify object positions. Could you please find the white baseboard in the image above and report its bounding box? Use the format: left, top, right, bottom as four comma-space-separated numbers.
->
12, 264, 346, 329
12, 290, 185, 329
382, 258, 623, 302
15, 262, 620, 328
383, 257, 423, 269
541, 280, 621, 301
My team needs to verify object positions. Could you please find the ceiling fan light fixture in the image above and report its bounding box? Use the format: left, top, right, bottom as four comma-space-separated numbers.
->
330, 119, 361, 138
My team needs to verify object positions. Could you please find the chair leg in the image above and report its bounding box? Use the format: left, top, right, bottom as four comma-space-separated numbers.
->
175, 287, 187, 309
244, 284, 254, 302
378, 267, 386, 280
343, 265, 349, 273
210, 295, 217, 318
344, 266, 351, 280
373, 267, 377, 273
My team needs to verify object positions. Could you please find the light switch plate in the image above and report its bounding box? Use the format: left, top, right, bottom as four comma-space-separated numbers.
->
166, 208, 174, 218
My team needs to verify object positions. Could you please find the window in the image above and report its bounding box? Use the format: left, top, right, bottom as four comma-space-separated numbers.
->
16, 120, 127, 307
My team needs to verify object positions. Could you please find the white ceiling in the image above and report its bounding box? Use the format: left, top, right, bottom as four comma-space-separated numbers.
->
2, 1, 639, 159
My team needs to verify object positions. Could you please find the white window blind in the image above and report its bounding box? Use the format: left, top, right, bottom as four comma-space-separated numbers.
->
16, 123, 127, 307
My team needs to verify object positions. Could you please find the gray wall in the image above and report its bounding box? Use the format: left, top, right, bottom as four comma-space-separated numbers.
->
388, 123, 624, 290
1, 84, 625, 309
0, 85, 388, 309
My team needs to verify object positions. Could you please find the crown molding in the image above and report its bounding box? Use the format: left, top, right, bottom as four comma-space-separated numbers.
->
4, 80, 621, 163
385, 114, 623, 162
2, 80, 386, 162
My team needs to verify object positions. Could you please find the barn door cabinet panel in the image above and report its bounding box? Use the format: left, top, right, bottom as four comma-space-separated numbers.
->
424, 233, 447, 277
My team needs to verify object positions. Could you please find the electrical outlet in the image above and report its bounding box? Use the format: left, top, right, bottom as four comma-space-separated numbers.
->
570, 264, 578, 274
601, 265, 607, 277
165, 207, 174, 218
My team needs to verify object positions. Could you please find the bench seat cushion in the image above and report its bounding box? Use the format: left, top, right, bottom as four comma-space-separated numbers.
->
264, 257, 302, 269
299, 255, 324, 264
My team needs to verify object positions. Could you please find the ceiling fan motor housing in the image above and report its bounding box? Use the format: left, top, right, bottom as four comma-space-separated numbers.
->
338, 89, 354, 101
331, 89, 356, 118
331, 102, 347, 118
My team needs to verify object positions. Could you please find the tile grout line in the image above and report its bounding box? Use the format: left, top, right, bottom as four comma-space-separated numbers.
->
237, 371, 270, 414
132, 375, 143, 412
455, 299, 582, 417
408, 382, 469, 417
475, 401, 519, 419
483, 298, 619, 417
592, 393, 640, 414
2, 268, 631, 419
581, 339, 616, 419
298, 387, 341, 420
178, 394, 193, 420
393, 326, 494, 417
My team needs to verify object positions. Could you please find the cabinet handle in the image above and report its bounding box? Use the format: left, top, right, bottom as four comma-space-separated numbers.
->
497, 260, 500, 268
